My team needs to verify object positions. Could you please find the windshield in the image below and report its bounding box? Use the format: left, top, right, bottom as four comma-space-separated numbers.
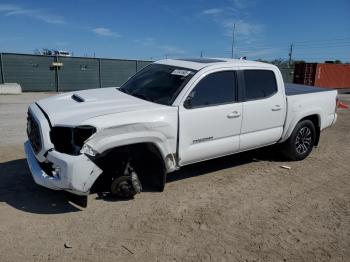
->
119, 64, 197, 105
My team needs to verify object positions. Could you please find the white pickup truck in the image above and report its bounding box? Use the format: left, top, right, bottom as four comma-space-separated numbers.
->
25, 58, 338, 201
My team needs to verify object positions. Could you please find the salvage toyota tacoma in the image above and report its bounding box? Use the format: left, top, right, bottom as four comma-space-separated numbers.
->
24, 58, 338, 201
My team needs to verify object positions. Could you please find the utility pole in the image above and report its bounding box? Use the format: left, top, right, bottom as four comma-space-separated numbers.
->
200, 50, 203, 58
288, 43, 293, 67
231, 23, 236, 59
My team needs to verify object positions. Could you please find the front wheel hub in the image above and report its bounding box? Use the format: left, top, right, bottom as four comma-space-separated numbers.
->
111, 176, 137, 199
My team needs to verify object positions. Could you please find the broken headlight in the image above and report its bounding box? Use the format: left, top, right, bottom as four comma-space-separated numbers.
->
50, 125, 96, 155
80, 143, 99, 157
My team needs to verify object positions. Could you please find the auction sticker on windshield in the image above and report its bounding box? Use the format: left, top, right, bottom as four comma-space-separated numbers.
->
171, 69, 192, 77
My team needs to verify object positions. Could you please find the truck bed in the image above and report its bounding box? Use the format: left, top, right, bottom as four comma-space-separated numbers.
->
282, 83, 337, 143
285, 83, 331, 96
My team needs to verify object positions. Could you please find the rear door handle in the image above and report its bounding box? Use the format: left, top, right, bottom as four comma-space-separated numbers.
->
227, 111, 241, 118
271, 105, 282, 111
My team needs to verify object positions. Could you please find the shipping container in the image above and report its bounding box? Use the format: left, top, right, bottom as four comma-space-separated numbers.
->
314, 64, 350, 89
293, 63, 317, 86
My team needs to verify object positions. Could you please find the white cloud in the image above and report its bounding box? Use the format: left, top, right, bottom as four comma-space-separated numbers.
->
93, 27, 120, 37
202, 8, 223, 15
232, 0, 247, 9
134, 37, 187, 56
222, 19, 263, 37
199, 1, 263, 41
0, 4, 65, 24
0, 4, 18, 12
134, 37, 156, 46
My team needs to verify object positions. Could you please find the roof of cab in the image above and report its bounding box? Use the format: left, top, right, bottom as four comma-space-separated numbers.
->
155, 58, 273, 71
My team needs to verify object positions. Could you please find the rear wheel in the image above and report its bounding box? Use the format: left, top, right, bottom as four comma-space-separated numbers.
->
282, 120, 316, 161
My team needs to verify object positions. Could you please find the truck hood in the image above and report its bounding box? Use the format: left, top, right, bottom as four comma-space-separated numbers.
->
36, 87, 164, 126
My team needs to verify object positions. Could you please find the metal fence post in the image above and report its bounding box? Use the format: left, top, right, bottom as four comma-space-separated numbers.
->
54, 56, 59, 92
98, 58, 102, 88
0, 53, 5, 84
135, 60, 138, 72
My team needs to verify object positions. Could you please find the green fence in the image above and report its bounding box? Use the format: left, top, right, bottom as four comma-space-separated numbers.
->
0, 53, 152, 92
279, 67, 294, 83
100, 59, 137, 88
0, 53, 294, 92
0, 54, 4, 84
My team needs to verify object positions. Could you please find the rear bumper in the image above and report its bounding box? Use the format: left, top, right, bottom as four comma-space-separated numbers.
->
24, 140, 102, 195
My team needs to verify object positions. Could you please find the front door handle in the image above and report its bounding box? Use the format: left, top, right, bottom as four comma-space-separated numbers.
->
271, 105, 282, 111
227, 111, 241, 118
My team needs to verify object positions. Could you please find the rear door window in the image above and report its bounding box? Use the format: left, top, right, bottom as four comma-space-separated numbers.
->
243, 70, 277, 100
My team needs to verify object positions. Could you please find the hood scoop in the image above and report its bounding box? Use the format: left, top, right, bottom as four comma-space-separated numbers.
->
72, 93, 97, 103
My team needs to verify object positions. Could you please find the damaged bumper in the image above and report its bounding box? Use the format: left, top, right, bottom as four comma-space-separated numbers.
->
24, 140, 102, 195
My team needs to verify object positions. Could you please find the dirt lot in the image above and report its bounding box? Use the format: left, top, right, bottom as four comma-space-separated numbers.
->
0, 93, 349, 262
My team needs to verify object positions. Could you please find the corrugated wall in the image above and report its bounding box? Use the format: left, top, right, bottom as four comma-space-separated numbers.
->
0, 53, 153, 91
314, 64, 350, 89
100, 59, 137, 87
0, 54, 3, 84
1, 54, 56, 91
136, 60, 151, 72
293, 63, 318, 86
58, 57, 99, 91
0, 53, 294, 91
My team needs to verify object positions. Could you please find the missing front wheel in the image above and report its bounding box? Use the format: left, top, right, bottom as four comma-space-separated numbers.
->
110, 163, 142, 199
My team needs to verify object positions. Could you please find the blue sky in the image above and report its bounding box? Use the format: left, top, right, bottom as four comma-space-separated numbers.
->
0, 0, 349, 62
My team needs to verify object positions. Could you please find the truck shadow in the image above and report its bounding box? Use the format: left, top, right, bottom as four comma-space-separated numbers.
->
167, 145, 285, 183
95, 146, 286, 201
0, 159, 81, 214
0, 146, 286, 211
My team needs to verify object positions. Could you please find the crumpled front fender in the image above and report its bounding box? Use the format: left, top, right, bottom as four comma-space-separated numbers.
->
82, 122, 178, 172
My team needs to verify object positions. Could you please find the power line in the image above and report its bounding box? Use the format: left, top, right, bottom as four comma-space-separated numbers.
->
294, 41, 350, 47
230, 38, 350, 50
295, 44, 350, 49
293, 36, 350, 44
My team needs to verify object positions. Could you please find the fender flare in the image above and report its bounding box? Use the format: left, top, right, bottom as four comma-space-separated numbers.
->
281, 109, 322, 143
83, 124, 178, 172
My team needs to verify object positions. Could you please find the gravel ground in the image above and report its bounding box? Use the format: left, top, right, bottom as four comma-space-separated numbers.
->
0, 92, 349, 262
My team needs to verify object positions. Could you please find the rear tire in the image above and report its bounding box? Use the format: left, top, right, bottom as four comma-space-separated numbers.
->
282, 120, 316, 161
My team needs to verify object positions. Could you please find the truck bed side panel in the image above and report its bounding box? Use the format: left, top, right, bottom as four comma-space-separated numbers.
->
281, 88, 337, 142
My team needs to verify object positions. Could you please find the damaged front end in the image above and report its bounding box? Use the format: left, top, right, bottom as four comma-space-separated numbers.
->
24, 105, 104, 199
50, 125, 96, 155
49, 125, 146, 199
25, 105, 146, 202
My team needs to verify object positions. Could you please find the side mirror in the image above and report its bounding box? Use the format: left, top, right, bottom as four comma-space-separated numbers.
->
183, 96, 193, 109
